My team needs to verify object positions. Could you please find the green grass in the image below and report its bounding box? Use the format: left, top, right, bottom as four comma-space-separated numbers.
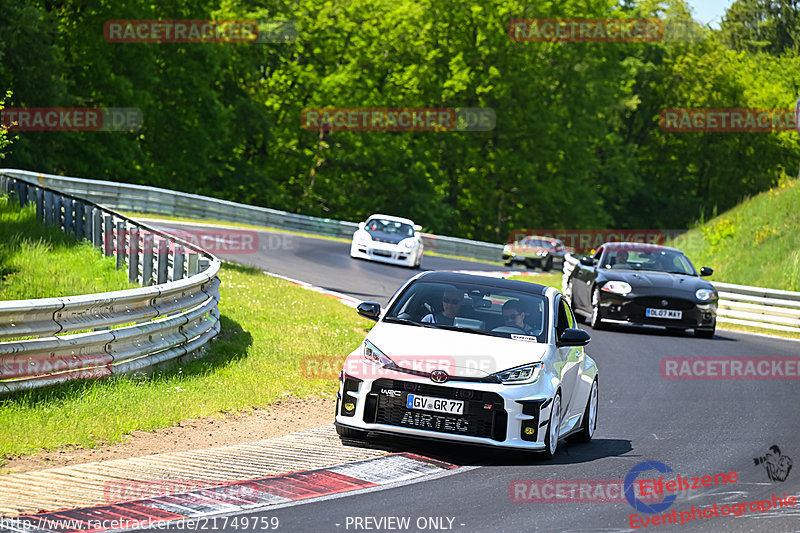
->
0, 196, 137, 300
666, 177, 800, 291
507, 272, 563, 290
0, 262, 371, 462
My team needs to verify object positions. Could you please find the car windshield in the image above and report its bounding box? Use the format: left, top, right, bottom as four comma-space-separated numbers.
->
605, 249, 697, 275
365, 218, 414, 237
384, 280, 549, 343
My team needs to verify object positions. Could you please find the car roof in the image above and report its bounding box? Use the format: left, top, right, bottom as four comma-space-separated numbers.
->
364, 214, 416, 226
601, 241, 683, 254
415, 271, 550, 297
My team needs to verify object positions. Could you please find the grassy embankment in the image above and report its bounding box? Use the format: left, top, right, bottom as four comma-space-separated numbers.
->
0, 197, 370, 463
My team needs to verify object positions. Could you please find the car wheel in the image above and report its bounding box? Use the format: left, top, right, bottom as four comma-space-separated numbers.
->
590, 288, 605, 330
526, 259, 540, 270
504, 260, 514, 267
695, 326, 715, 339
542, 256, 553, 272
568, 379, 598, 443
336, 424, 368, 440
542, 392, 561, 459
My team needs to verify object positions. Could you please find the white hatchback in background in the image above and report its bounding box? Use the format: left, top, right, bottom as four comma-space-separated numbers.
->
350, 214, 424, 268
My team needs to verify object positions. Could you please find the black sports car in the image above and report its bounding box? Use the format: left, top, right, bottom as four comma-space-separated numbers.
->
566, 242, 718, 338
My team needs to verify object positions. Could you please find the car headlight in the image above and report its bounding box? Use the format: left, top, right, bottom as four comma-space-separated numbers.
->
363, 340, 394, 367
601, 281, 632, 296
535, 249, 547, 256
492, 363, 543, 385
696, 289, 716, 301
400, 238, 416, 250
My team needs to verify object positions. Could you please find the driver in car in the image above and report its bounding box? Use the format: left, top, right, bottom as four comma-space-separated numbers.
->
502, 300, 538, 334
421, 288, 464, 325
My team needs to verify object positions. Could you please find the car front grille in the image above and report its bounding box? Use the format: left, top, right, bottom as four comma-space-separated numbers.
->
365, 379, 507, 441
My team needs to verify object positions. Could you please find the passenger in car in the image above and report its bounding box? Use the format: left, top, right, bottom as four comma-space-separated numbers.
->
421, 288, 464, 325
502, 299, 539, 335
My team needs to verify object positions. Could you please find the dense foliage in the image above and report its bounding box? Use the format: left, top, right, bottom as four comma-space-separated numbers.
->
1, 0, 798, 241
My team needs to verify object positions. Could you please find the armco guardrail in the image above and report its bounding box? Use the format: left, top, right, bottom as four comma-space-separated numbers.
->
0, 171, 221, 393
562, 254, 800, 334
0, 170, 505, 262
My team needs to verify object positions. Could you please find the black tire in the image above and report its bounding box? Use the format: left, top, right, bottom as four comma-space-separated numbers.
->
504, 260, 514, 267
336, 424, 368, 440
568, 379, 598, 444
542, 256, 554, 272
589, 288, 605, 330
695, 326, 715, 339
541, 392, 562, 460
526, 259, 541, 270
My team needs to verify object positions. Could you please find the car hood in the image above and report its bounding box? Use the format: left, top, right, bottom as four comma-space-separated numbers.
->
602, 270, 714, 292
365, 322, 549, 378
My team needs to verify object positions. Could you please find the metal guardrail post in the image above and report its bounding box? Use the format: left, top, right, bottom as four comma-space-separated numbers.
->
44, 191, 54, 225
18, 181, 28, 207
188, 253, 198, 276
35, 188, 44, 221
142, 232, 154, 286
64, 197, 74, 235
157, 238, 169, 284
82, 203, 92, 241
92, 208, 102, 247
103, 214, 113, 256
173, 245, 185, 281
53, 194, 63, 230
128, 228, 140, 284
115, 220, 125, 270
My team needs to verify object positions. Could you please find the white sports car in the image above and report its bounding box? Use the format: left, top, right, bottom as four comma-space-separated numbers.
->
335, 271, 599, 457
350, 214, 424, 268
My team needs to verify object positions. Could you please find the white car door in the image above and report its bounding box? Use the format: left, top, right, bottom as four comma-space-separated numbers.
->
554, 298, 584, 421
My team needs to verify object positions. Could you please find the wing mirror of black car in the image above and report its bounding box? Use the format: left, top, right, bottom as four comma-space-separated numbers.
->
558, 328, 591, 347
579, 256, 595, 266
357, 302, 381, 321
700, 267, 714, 277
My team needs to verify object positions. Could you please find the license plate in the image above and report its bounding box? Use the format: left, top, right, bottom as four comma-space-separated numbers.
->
406, 394, 464, 415
646, 308, 682, 319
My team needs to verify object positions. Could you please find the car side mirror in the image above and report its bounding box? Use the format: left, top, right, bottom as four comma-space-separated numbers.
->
413, 224, 422, 232
580, 256, 595, 266
558, 328, 591, 347
357, 302, 381, 321
700, 267, 713, 277
358, 222, 366, 230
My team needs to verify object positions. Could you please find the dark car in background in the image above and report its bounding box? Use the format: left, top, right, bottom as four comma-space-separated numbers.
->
503, 236, 575, 271
566, 242, 718, 338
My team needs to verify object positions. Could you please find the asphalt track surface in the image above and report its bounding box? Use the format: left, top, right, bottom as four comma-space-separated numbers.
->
145, 222, 800, 533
